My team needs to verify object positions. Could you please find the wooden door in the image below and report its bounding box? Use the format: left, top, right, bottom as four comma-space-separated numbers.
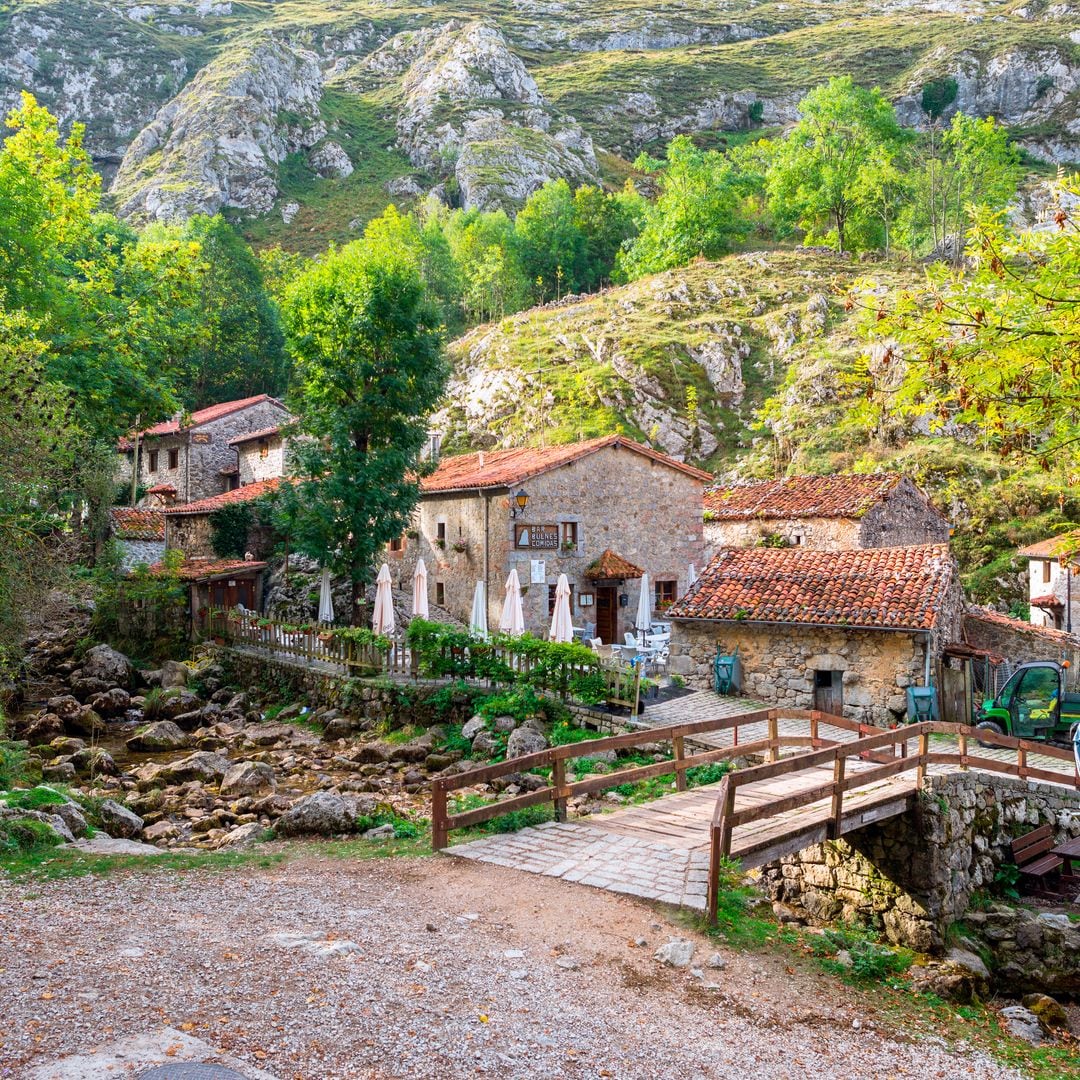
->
813, 670, 843, 716
596, 585, 618, 644
940, 661, 972, 725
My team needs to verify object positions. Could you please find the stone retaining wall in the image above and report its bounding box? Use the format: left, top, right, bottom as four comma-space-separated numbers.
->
760, 771, 1080, 953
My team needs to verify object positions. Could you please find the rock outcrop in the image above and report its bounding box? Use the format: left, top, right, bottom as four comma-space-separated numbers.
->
111, 37, 325, 221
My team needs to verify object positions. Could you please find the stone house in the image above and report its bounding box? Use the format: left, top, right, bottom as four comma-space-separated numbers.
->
107, 507, 165, 572
227, 425, 290, 487
161, 479, 283, 563
703, 474, 949, 555
116, 395, 293, 504
153, 556, 268, 635
668, 544, 963, 726
398, 435, 711, 641
963, 606, 1080, 671
1016, 531, 1080, 632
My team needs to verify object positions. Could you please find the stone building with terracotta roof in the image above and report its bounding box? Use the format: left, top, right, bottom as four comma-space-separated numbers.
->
668, 544, 963, 725
703, 474, 949, 555
1016, 531, 1080, 632
107, 507, 166, 572
161, 479, 283, 562
116, 395, 293, 503
400, 436, 710, 642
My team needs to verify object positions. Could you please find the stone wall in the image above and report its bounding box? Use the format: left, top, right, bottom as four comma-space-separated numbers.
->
760, 771, 1080, 953
402, 444, 706, 642
668, 620, 928, 725
117, 537, 166, 572
856, 478, 950, 549
165, 514, 214, 558
704, 516, 861, 554
238, 435, 289, 485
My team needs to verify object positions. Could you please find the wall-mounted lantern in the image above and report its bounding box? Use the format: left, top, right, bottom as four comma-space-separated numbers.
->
510, 489, 529, 518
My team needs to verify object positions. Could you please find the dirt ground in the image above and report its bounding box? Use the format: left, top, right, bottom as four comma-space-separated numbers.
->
0, 854, 1023, 1080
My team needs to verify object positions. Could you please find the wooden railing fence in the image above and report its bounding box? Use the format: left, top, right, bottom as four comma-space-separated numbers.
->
706, 720, 1080, 922
430, 708, 875, 851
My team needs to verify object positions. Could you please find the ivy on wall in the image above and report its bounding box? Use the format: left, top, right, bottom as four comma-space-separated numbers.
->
209, 503, 256, 558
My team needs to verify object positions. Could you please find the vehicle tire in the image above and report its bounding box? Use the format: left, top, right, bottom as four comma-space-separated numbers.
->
975, 719, 1005, 748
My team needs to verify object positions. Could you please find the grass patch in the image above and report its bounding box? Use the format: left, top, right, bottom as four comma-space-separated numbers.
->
451, 792, 555, 836
0, 786, 67, 810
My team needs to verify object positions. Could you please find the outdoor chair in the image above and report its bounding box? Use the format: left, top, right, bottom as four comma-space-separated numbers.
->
624, 632, 640, 648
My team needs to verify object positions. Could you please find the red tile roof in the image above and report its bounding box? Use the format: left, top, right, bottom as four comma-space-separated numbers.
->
118, 395, 287, 448
704, 474, 910, 521
421, 435, 712, 494
964, 606, 1080, 646
1030, 594, 1064, 608
148, 558, 267, 582
146, 483, 177, 495
161, 478, 283, 516
228, 425, 282, 447
585, 549, 645, 580
1017, 531, 1080, 560
669, 544, 955, 631
109, 507, 165, 540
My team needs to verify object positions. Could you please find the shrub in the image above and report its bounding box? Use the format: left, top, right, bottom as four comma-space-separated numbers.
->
0, 739, 30, 791
0, 816, 63, 857
811, 922, 913, 981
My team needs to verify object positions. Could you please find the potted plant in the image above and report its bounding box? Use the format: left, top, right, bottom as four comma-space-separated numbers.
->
561, 540, 576, 553
451, 539, 468, 554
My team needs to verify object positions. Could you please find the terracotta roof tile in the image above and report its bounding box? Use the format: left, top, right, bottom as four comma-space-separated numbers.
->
421, 435, 712, 494
118, 395, 288, 448
585, 549, 645, 580
228, 425, 283, 446
1017, 531, 1080, 560
147, 558, 267, 582
161, 478, 283, 516
963, 605, 1080, 645
669, 544, 955, 631
1030, 594, 1063, 608
704, 474, 907, 521
146, 483, 177, 495
109, 507, 165, 540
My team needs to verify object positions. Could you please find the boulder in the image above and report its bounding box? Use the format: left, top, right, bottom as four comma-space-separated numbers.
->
275, 791, 367, 837
89, 687, 132, 718
654, 938, 695, 968
66, 707, 106, 738
907, 948, 990, 1005
245, 723, 296, 747
97, 799, 144, 838
219, 761, 277, 798
158, 691, 203, 724
215, 821, 266, 849
389, 739, 431, 764
491, 715, 518, 734
323, 717, 356, 741
69, 676, 114, 701
1022, 993, 1070, 1033
506, 725, 548, 759
1000, 1005, 1045, 1045
462, 715, 487, 740
141, 751, 231, 787
42, 761, 76, 783
71, 746, 119, 777
0, 806, 75, 844
127, 720, 191, 752
50, 800, 89, 838
471, 730, 500, 758
354, 742, 392, 764
79, 644, 136, 690
143, 819, 182, 843
20, 712, 64, 746
46, 694, 83, 721
160, 660, 190, 689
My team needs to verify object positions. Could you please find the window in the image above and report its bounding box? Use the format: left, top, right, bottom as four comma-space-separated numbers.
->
548, 582, 574, 614
1043, 560, 1052, 584
168, 448, 179, 470
655, 579, 677, 610
516, 523, 559, 549
561, 521, 579, 550
435, 581, 445, 606
388, 535, 404, 553
148, 450, 159, 473
436, 521, 447, 547
260, 441, 270, 460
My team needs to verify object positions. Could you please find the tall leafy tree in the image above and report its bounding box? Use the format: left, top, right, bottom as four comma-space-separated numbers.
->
571, 182, 644, 292
514, 179, 587, 301
617, 135, 754, 280
281, 239, 447, 623
176, 215, 288, 407
767, 76, 904, 253
859, 187, 1080, 469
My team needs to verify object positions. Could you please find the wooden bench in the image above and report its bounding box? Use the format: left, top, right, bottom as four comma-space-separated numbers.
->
1011, 824, 1064, 897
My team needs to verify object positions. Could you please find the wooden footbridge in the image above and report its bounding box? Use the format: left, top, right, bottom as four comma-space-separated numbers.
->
434, 706, 1080, 920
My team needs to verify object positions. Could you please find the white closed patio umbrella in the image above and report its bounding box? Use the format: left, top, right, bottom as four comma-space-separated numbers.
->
317, 566, 335, 625
499, 569, 525, 636
635, 572, 652, 643
372, 563, 396, 636
687, 563, 697, 589
549, 573, 573, 643
412, 558, 429, 618
469, 580, 488, 638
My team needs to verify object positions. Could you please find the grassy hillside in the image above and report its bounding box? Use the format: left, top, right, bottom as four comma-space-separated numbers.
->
440, 247, 1080, 604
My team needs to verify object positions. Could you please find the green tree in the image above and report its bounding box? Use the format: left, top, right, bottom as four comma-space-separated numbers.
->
281, 239, 448, 623
767, 77, 904, 253
617, 135, 754, 279
859, 186, 1080, 469
571, 182, 644, 292
177, 215, 288, 406
514, 179, 587, 301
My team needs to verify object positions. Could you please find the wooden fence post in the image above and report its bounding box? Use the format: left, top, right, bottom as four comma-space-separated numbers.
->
916, 728, 929, 786
829, 753, 846, 839
673, 733, 687, 792
767, 713, 779, 763
431, 780, 449, 851
552, 755, 568, 823
957, 729, 968, 770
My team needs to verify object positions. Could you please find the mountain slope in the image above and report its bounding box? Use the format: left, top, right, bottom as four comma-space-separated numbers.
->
5, 1, 1080, 248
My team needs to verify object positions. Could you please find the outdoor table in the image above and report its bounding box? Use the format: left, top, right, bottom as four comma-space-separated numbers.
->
1051, 836, 1080, 876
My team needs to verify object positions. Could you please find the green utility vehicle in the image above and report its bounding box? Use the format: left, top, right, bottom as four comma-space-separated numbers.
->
975, 660, 1080, 747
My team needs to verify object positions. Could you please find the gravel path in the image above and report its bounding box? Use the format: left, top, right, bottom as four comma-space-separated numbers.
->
0, 853, 1022, 1080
